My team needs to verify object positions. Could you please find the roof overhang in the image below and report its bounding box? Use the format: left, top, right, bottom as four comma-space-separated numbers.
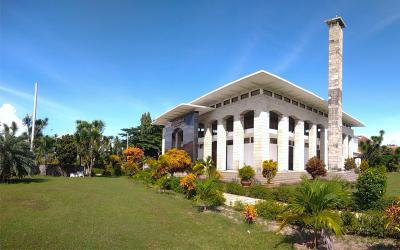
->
154, 70, 364, 127
154, 104, 214, 125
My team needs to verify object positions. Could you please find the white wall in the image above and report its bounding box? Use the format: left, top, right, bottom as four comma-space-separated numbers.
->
226, 145, 233, 170
244, 143, 254, 167
269, 144, 278, 162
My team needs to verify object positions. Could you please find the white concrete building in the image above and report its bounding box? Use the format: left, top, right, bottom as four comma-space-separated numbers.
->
154, 17, 364, 179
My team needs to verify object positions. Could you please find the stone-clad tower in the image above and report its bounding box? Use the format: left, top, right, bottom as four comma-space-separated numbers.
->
326, 16, 346, 170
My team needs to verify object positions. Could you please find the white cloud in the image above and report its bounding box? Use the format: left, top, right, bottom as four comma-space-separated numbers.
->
0, 103, 27, 135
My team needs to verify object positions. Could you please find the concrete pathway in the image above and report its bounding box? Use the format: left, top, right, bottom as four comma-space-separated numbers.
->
223, 193, 261, 206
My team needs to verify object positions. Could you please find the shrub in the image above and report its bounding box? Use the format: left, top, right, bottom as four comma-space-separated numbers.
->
192, 160, 206, 176
262, 160, 278, 184
133, 169, 154, 184
305, 156, 327, 179
232, 200, 245, 211
340, 211, 358, 233
224, 182, 246, 196
356, 210, 388, 238
248, 184, 273, 200
179, 173, 196, 198
238, 165, 255, 181
272, 185, 296, 203
123, 147, 144, 163
359, 159, 369, 173
150, 158, 169, 180
161, 148, 192, 174
169, 176, 185, 194
193, 178, 225, 208
122, 161, 140, 176
255, 201, 285, 220
344, 158, 356, 171
354, 166, 387, 210
385, 197, 400, 236
243, 204, 257, 224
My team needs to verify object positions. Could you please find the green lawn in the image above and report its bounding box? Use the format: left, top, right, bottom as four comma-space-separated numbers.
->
0, 177, 292, 249
387, 172, 400, 197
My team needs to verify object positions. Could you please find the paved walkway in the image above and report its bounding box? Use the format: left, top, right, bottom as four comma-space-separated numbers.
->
223, 193, 262, 206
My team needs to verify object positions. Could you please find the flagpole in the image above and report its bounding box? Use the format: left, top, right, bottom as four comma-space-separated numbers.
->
30, 82, 38, 151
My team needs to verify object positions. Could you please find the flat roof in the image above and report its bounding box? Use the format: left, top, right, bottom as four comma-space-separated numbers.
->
154, 70, 364, 127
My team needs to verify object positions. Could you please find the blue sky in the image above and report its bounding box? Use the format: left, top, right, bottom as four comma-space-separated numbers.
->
1, 0, 399, 144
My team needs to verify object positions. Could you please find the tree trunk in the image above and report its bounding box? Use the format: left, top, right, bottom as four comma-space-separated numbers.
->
314, 229, 318, 249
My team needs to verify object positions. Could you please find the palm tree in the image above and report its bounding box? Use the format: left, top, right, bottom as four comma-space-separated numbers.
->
278, 177, 348, 249
74, 120, 106, 176
359, 130, 385, 161
22, 114, 49, 145
35, 135, 56, 166
0, 122, 35, 182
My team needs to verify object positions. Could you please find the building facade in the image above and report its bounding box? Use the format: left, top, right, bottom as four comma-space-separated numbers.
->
155, 17, 364, 175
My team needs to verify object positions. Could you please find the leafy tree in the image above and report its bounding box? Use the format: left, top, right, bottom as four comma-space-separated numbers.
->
354, 166, 387, 210
359, 130, 385, 166
56, 134, 77, 165
278, 177, 348, 249
0, 122, 35, 182
22, 115, 49, 145
121, 112, 162, 157
74, 120, 107, 176
35, 135, 57, 166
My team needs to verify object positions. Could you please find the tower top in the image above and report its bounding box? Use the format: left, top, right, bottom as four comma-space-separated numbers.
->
325, 16, 346, 28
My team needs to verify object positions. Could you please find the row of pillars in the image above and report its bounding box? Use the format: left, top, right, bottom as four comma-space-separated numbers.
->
203, 110, 330, 172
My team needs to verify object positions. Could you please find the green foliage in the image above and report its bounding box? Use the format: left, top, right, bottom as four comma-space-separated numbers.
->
0, 122, 35, 182
305, 156, 327, 179
272, 185, 296, 203
194, 178, 225, 208
74, 120, 106, 176
35, 135, 57, 166
55, 135, 77, 165
232, 200, 245, 211
203, 156, 219, 179
238, 165, 255, 181
341, 210, 389, 238
278, 177, 348, 248
224, 181, 246, 196
255, 201, 286, 220
262, 160, 278, 183
123, 161, 140, 176
132, 169, 154, 184
121, 112, 163, 158
192, 160, 206, 176
359, 159, 369, 173
344, 157, 356, 171
248, 184, 273, 200
354, 166, 387, 210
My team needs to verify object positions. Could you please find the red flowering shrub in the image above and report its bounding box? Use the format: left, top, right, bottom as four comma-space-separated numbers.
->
123, 147, 144, 163
243, 204, 257, 224
385, 197, 400, 235
179, 173, 196, 198
305, 156, 327, 179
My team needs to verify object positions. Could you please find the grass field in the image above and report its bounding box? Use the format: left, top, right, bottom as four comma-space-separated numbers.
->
0, 177, 292, 249
387, 172, 400, 197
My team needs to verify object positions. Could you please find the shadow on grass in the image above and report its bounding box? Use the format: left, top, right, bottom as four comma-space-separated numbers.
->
367, 243, 400, 250
3, 177, 50, 184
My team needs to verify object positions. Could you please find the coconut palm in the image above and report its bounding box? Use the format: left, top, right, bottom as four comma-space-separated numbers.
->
278, 177, 348, 249
0, 122, 35, 182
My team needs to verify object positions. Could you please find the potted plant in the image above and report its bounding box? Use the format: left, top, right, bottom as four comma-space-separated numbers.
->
238, 165, 255, 187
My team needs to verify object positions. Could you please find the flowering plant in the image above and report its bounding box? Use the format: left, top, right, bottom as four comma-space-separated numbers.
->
243, 204, 257, 224
180, 173, 196, 197
385, 197, 400, 235
123, 147, 144, 163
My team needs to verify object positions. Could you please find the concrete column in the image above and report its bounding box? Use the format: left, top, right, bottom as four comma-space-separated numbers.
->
308, 124, 317, 159
294, 120, 304, 171
253, 110, 270, 173
278, 115, 289, 171
217, 119, 227, 170
233, 115, 244, 170
343, 135, 349, 160
320, 128, 328, 164
348, 136, 354, 159
161, 128, 166, 154
203, 123, 212, 161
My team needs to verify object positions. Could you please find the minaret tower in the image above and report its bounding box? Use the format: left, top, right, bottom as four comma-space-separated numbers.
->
325, 16, 346, 170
